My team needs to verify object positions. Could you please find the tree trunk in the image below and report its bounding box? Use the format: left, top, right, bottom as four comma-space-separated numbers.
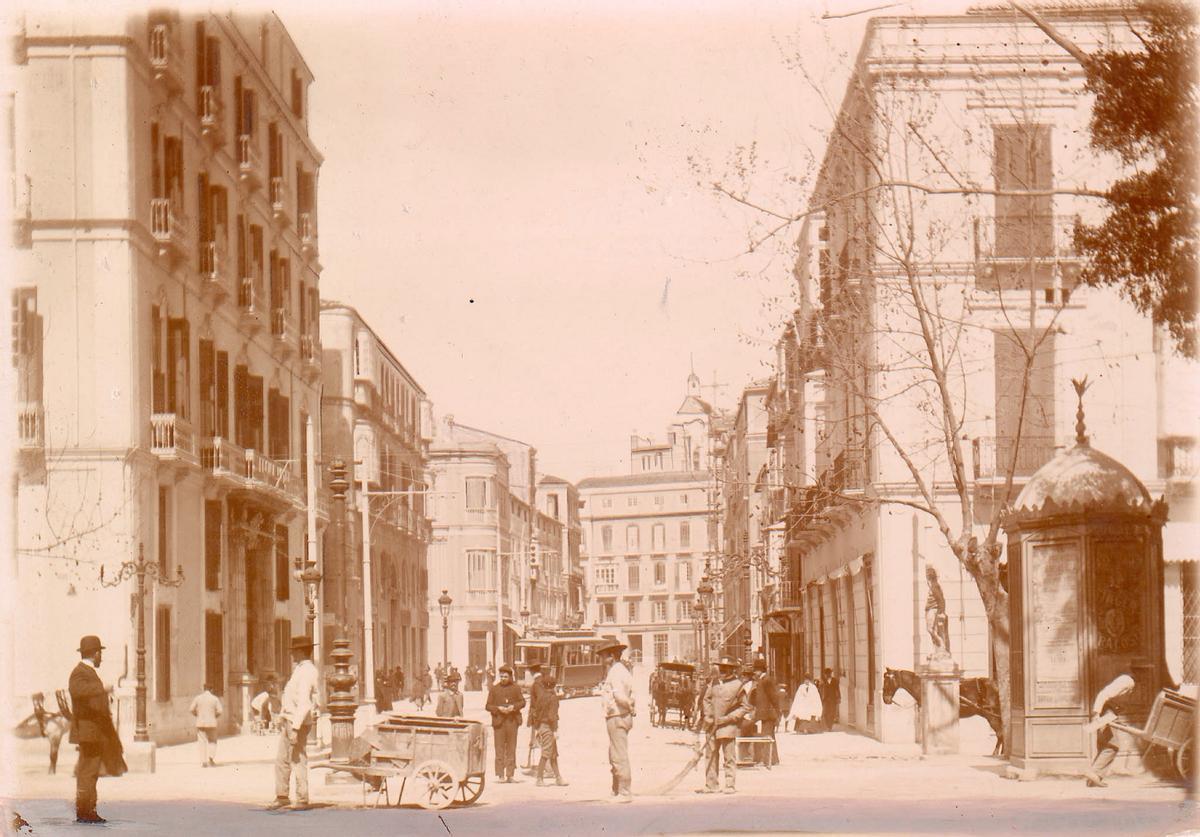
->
988, 607, 1012, 755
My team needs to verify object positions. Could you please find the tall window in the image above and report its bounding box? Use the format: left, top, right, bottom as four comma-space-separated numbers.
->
627, 563, 640, 591
627, 600, 639, 623
992, 124, 1053, 265
679, 521, 691, 548
599, 602, 616, 624
993, 330, 1055, 475
204, 611, 224, 695
467, 550, 493, 590
546, 494, 559, 520
626, 525, 639, 551
627, 496, 638, 507
602, 497, 613, 508
652, 600, 667, 623
204, 500, 222, 591
11, 288, 42, 407
166, 318, 190, 419
465, 477, 489, 511
676, 561, 693, 590
596, 565, 616, 587
155, 606, 171, 701
653, 633, 668, 663
651, 524, 665, 552
274, 525, 290, 601
654, 562, 667, 586
677, 599, 692, 621
274, 618, 292, 680
157, 487, 170, 574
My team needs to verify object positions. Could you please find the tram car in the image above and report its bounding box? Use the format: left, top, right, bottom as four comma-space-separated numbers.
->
514, 633, 606, 698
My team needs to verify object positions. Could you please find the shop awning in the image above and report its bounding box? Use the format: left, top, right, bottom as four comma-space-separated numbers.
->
504, 619, 525, 637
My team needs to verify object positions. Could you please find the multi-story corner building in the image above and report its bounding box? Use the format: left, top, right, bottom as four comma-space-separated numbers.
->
579, 375, 718, 665
319, 302, 432, 685
759, 8, 1197, 742
716, 382, 770, 659
537, 475, 585, 627
427, 419, 571, 669
9, 10, 324, 742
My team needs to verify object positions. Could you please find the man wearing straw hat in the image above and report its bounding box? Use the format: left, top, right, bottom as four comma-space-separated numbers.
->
269, 635, 319, 810
597, 638, 635, 803
698, 656, 751, 795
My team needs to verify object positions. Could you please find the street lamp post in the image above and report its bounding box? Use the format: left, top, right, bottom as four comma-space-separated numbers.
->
100, 542, 183, 743
438, 589, 452, 668
697, 572, 714, 667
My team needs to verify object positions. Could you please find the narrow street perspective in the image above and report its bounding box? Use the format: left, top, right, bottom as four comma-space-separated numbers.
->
1, 1, 1196, 835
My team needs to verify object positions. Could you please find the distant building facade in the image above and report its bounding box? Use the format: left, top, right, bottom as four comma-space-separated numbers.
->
319, 302, 432, 683
579, 376, 718, 665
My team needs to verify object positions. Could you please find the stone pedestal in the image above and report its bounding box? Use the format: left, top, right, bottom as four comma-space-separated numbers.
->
123, 740, 156, 774
919, 656, 961, 756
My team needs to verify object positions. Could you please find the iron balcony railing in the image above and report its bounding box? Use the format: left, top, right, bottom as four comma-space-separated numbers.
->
237, 134, 263, 186
972, 435, 1056, 479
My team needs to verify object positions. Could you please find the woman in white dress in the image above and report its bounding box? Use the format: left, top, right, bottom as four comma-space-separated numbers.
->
787, 674, 823, 734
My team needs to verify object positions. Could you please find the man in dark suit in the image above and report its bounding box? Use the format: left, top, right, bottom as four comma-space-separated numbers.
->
819, 668, 841, 732
751, 659, 782, 765
68, 635, 125, 824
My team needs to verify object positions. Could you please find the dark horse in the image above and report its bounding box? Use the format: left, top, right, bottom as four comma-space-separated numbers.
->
883, 668, 1004, 756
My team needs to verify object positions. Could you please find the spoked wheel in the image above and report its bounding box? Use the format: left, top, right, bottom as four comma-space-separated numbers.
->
412, 759, 458, 810
1176, 738, 1193, 784
453, 773, 486, 806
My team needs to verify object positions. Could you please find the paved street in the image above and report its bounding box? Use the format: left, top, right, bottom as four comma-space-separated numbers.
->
6, 681, 1192, 834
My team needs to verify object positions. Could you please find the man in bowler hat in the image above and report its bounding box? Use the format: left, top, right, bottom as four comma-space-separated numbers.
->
68, 635, 125, 824
269, 636, 319, 809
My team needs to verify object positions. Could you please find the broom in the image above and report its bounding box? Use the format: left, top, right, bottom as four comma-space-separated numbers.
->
652, 731, 712, 795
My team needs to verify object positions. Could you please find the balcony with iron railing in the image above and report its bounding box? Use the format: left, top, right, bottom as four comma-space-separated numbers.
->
299, 211, 318, 260
299, 333, 321, 380
150, 197, 192, 265
270, 307, 298, 357
18, 402, 42, 449
199, 436, 246, 485
238, 276, 264, 333
150, 413, 197, 465
237, 134, 263, 190
199, 86, 224, 145
199, 239, 230, 301
972, 435, 1056, 480
244, 449, 302, 503
973, 214, 1083, 294
270, 176, 292, 226
148, 23, 183, 95
764, 579, 805, 613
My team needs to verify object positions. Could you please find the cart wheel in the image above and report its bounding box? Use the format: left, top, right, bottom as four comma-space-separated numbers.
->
412, 760, 458, 810
454, 773, 485, 806
1176, 739, 1193, 784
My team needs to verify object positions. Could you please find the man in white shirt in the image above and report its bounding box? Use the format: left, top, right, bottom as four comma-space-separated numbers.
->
597, 639, 635, 803
1084, 672, 1136, 788
269, 636, 320, 809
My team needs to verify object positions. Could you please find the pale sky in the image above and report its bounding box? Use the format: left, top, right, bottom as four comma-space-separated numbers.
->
282, 1, 915, 481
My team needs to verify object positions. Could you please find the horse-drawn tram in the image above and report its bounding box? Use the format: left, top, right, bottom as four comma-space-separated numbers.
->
313, 715, 487, 810
514, 633, 606, 698
650, 661, 699, 729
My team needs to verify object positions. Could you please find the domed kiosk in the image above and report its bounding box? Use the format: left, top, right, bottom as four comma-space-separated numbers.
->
1003, 380, 1170, 778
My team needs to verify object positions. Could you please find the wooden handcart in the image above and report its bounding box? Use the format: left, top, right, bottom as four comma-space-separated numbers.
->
1109, 688, 1194, 782
313, 715, 488, 810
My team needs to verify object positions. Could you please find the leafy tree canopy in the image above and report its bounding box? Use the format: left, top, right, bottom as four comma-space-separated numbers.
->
1075, 0, 1198, 356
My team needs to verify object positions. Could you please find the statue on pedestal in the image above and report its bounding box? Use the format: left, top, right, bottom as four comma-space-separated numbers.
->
924, 566, 952, 661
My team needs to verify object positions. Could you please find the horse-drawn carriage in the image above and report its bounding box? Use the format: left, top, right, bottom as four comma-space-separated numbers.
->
649, 661, 699, 729
313, 714, 488, 810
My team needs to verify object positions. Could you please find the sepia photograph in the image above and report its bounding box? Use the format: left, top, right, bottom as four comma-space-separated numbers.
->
0, 0, 1196, 834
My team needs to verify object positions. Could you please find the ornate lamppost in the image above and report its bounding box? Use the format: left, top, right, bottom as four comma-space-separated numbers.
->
100, 542, 183, 743
697, 572, 714, 667
438, 589, 452, 668
328, 459, 349, 635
